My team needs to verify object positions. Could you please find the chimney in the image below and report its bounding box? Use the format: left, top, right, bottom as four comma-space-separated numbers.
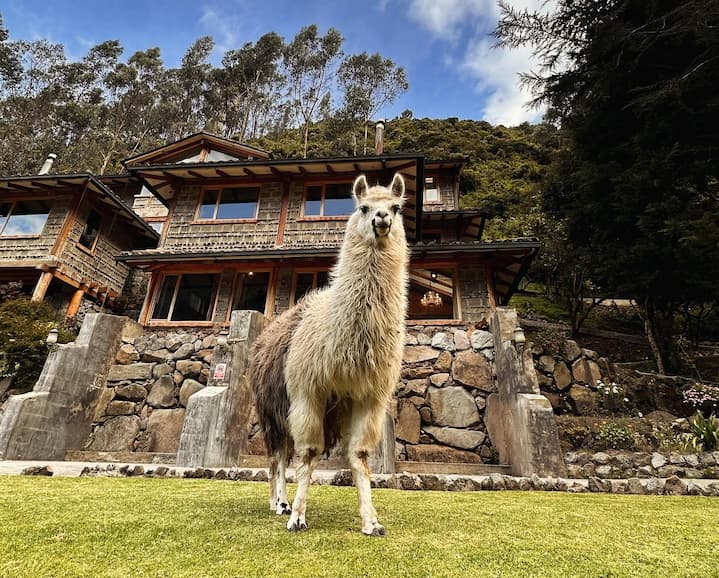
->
375, 120, 385, 155
38, 153, 57, 175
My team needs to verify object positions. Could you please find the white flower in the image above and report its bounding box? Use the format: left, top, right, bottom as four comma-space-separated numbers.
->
623, 397, 629, 403
637, 412, 643, 418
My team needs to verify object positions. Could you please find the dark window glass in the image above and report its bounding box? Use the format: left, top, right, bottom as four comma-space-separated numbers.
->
153, 275, 178, 320
304, 186, 322, 216
294, 273, 314, 303
148, 221, 164, 233
235, 272, 269, 313
2, 200, 51, 236
216, 187, 259, 219
79, 210, 102, 249
171, 274, 218, 321
323, 183, 354, 216
317, 271, 329, 288
199, 190, 218, 219
0, 203, 10, 231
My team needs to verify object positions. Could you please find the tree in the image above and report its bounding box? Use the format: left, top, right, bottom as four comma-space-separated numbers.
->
283, 25, 343, 158
497, 0, 719, 372
337, 53, 408, 154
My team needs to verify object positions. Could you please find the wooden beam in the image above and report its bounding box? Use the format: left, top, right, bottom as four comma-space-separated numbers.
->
187, 170, 205, 178
243, 168, 256, 177
65, 287, 86, 318
31, 271, 54, 302
276, 179, 291, 246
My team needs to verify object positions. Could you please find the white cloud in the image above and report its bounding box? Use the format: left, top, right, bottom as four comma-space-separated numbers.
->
199, 6, 239, 53
407, 0, 493, 41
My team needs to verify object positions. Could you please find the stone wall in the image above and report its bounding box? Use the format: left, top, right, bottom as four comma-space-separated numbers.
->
86, 329, 219, 455
565, 450, 719, 479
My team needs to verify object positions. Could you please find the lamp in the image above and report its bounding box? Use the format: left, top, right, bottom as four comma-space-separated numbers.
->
216, 332, 229, 349
421, 272, 443, 308
46, 328, 59, 346
512, 326, 526, 365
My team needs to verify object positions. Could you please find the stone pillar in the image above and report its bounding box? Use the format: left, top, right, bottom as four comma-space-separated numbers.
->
176, 310, 267, 468
485, 307, 567, 477
0, 313, 141, 460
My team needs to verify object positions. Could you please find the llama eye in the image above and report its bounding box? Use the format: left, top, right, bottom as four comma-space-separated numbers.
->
360, 205, 369, 214
392, 205, 401, 214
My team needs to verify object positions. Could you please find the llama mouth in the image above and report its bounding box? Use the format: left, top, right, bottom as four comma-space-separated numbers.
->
372, 221, 391, 237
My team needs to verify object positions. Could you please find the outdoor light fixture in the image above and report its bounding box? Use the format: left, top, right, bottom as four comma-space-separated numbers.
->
216, 332, 229, 349
46, 328, 59, 346
512, 326, 526, 361
421, 272, 443, 308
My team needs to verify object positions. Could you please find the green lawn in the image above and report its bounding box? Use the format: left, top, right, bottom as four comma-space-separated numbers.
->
1, 477, 717, 577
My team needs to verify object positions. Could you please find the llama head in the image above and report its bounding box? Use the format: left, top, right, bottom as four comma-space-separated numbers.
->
349, 173, 406, 244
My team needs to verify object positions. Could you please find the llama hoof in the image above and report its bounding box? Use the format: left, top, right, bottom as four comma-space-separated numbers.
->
363, 523, 387, 537
287, 520, 308, 532
275, 502, 291, 516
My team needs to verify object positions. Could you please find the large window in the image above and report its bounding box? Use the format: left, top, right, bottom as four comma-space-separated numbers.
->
78, 209, 102, 250
407, 268, 456, 320
232, 271, 270, 313
292, 270, 329, 304
152, 274, 219, 321
0, 200, 51, 236
197, 186, 259, 220
304, 183, 354, 217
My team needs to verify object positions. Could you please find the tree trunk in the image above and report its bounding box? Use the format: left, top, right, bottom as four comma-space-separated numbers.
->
642, 298, 667, 375
303, 123, 309, 159
363, 121, 368, 155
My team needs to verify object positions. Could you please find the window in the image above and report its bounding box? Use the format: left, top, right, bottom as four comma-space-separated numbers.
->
303, 183, 354, 217
292, 270, 329, 304
146, 220, 165, 233
198, 186, 259, 220
152, 274, 219, 321
232, 272, 270, 313
407, 268, 456, 320
424, 177, 440, 204
78, 209, 102, 250
0, 200, 51, 236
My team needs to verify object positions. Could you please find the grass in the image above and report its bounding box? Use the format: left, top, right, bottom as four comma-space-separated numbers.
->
1, 477, 718, 578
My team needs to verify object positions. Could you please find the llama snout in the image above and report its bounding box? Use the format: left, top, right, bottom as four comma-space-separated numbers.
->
372, 211, 392, 236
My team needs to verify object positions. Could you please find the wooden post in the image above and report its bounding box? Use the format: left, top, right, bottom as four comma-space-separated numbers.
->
31, 272, 54, 302
65, 286, 86, 318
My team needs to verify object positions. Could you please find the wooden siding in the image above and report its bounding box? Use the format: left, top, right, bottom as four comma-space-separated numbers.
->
458, 265, 491, 321
132, 194, 168, 220
281, 182, 347, 249
162, 184, 281, 251
423, 174, 457, 212
0, 196, 70, 263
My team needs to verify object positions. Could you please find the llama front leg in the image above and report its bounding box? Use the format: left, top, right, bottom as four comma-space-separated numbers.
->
348, 399, 387, 537
269, 452, 291, 515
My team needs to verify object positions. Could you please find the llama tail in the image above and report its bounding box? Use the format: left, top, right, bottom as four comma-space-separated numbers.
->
249, 303, 305, 460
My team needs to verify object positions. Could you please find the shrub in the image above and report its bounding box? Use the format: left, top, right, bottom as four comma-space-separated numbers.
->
682, 383, 719, 416
0, 297, 74, 391
683, 412, 719, 452
593, 421, 635, 451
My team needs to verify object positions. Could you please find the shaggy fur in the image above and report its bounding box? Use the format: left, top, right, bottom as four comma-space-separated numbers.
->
250, 172, 409, 535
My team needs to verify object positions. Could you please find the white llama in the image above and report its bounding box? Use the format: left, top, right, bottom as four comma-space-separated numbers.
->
250, 172, 408, 536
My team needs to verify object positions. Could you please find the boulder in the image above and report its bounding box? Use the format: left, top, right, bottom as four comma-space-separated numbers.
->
202, 334, 217, 349
453, 329, 471, 351
115, 344, 139, 365
406, 443, 482, 463
396, 401, 421, 444
107, 363, 154, 382
176, 360, 203, 378
424, 426, 485, 450
428, 386, 480, 427
147, 409, 186, 453
568, 384, 599, 415
431, 332, 455, 352
572, 358, 602, 387
403, 346, 440, 364
470, 330, 493, 350
171, 343, 195, 360
114, 384, 147, 402
106, 401, 137, 416
152, 363, 172, 378
89, 416, 141, 451
538, 355, 556, 373
562, 340, 582, 362
179, 379, 205, 407
664, 475, 687, 496
402, 378, 428, 397
429, 373, 450, 387
165, 335, 184, 352
452, 350, 494, 392
141, 349, 170, 363
401, 366, 434, 380
405, 333, 419, 345
416, 333, 432, 345
553, 361, 572, 390
434, 351, 453, 372
147, 375, 177, 408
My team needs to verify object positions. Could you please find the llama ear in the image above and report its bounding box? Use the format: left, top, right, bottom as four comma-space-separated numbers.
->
352, 174, 369, 201
390, 173, 405, 199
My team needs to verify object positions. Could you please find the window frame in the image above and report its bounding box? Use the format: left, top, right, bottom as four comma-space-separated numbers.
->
229, 269, 273, 318
300, 181, 355, 220
0, 198, 52, 238
193, 184, 261, 223
406, 264, 462, 322
289, 268, 331, 306
423, 176, 442, 205
149, 272, 220, 323
77, 208, 103, 254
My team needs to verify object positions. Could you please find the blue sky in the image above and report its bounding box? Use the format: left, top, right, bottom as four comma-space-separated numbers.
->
1, 0, 547, 125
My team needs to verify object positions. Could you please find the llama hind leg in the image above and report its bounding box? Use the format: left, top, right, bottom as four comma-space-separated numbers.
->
269, 452, 291, 515
348, 399, 387, 537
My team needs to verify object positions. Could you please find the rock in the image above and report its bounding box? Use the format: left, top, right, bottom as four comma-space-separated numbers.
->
571, 358, 602, 387
202, 334, 217, 349
176, 360, 203, 377
115, 344, 139, 365
406, 443, 482, 463
588, 476, 611, 493
664, 475, 687, 496
582, 348, 598, 360
568, 384, 599, 415
147, 375, 176, 408
401, 366, 434, 380
147, 409, 186, 453
419, 407, 432, 425
429, 373, 450, 387
593, 452, 611, 465
21, 465, 53, 476
595, 465, 612, 477
152, 363, 172, 378
434, 351, 453, 372
684, 454, 700, 468
142, 349, 170, 363
538, 355, 556, 373
416, 333, 432, 345
115, 384, 147, 402
480, 348, 494, 361
106, 401, 137, 416
172, 343, 195, 360
474, 396, 486, 411
403, 379, 428, 397
407, 396, 425, 407
403, 346, 440, 364
428, 386, 480, 427
645, 478, 664, 494
553, 361, 572, 390
166, 335, 184, 352
431, 332, 455, 352
424, 426, 485, 450
453, 330, 471, 351
405, 333, 418, 345
562, 340, 582, 362
107, 363, 154, 382
179, 379, 205, 407
470, 330, 493, 350
651, 452, 667, 469
452, 350, 494, 392
196, 349, 214, 363
89, 416, 141, 451
396, 401, 421, 444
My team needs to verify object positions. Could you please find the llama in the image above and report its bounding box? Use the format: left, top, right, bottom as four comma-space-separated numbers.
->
250, 172, 408, 536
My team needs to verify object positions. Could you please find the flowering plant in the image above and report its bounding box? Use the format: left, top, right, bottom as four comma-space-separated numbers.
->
682, 383, 719, 415
597, 379, 637, 416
